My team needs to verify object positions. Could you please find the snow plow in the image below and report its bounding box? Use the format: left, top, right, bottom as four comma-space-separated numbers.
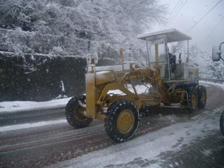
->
212, 42, 224, 136
66, 29, 206, 142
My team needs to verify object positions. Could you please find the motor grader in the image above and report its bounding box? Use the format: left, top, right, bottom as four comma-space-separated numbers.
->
66, 28, 207, 142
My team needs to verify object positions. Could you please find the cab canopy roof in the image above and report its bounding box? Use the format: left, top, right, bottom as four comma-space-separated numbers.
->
137, 28, 191, 43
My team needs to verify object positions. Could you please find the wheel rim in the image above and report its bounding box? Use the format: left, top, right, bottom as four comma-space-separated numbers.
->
201, 92, 206, 105
117, 110, 135, 134
191, 93, 197, 108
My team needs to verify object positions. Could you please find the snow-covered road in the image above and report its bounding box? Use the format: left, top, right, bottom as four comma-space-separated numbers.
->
50, 106, 223, 168
0, 81, 224, 168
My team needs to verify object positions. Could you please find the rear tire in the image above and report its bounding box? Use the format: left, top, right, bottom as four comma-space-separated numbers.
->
65, 95, 93, 128
188, 88, 198, 113
197, 86, 207, 109
104, 100, 140, 142
220, 111, 224, 136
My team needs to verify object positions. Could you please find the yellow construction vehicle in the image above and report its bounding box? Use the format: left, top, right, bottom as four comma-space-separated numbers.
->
66, 29, 207, 142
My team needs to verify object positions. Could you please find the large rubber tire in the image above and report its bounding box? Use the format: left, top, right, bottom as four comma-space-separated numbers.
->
220, 111, 224, 136
104, 100, 140, 142
188, 88, 198, 113
197, 85, 207, 109
65, 95, 93, 128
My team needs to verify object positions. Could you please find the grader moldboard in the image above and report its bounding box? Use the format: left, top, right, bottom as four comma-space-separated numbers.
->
66, 29, 207, 142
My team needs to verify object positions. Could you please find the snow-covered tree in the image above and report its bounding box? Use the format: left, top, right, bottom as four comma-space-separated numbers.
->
0, 0, 166, 58
176, 43, 224, 79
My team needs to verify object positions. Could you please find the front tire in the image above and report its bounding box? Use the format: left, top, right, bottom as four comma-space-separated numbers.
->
220, 111, 224, 136
65, 95, 93, 128
104, 100, 140, 142
197, 86, 207, 109
188, 88, 198, 113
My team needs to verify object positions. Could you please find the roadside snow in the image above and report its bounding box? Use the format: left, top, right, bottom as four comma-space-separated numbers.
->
0, 84, 151, 114
199, 80, 224, 90
0, 119, 66, 132
0, 97, 72, 114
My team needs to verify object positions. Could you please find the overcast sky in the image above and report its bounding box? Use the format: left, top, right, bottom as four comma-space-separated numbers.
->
151, 0, 224, 54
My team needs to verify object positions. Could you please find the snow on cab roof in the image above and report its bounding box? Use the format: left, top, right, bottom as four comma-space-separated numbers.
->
137, 28, 192, 43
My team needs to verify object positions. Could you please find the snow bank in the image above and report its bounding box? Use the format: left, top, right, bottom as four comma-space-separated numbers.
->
199, 80, 224, 91
0, 97, 72, 114
0, 119, 66, 132
0, 84, 151, 113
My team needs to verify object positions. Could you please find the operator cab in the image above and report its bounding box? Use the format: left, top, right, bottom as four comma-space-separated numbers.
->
138, 28, 195, 82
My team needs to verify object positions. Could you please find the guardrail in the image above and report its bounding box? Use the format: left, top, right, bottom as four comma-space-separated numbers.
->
200, 78, 224, 84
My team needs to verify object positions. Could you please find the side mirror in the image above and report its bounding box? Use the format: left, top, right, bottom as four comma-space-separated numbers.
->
212, 46, 221, 61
